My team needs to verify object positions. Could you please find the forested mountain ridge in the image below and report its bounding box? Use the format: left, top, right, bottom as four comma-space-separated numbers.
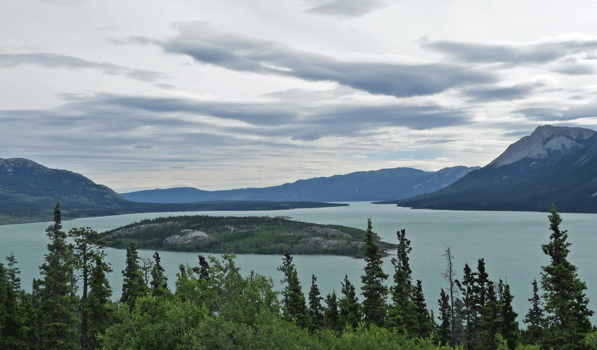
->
392, 125, 597, 212
0, 158, 345, 224
121, 165, 479, 203
0, 158, 127, 223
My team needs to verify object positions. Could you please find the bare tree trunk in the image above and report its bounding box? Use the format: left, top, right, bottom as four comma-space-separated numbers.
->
443, 245, 457, 347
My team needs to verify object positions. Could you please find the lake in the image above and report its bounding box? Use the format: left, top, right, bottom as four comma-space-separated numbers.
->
2, 202, 596, 324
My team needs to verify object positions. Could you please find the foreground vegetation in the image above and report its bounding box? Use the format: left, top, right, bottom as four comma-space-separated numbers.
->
1, 204, 595, 349
102, 215, 396, 257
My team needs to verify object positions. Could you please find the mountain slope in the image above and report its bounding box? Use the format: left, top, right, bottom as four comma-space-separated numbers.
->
121, 166, 479, 203
395, 125, 597, 212
0, 158, 128, 219
0, 158, 346, 224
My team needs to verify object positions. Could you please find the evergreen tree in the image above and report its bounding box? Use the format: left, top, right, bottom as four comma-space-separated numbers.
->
192, 255, 210, 281
38, 203, 79, 350
150, 252, 170, 298
308, 274, 324, 331
86, 255, 114, 350
474, 259, 489, 311
324, 291, 341, 332
120, 241, 148, 308
457, 263, 476, 349
5, 252, 21, 292
277, 250, 309, 328
388, 228, 416, 334
1, 254, 28, 348
0, 262, 18, 349
523, 278, 543, 345
479, 282, 499, 350
412, 279, 434, 339
69, 226, 107, 349
499, 283, 519, 350
30, 278, 43, 350
338, 274, 361, 329
437, 288, 452, 346
361, 218, 388, 327
540, 205, 593, 350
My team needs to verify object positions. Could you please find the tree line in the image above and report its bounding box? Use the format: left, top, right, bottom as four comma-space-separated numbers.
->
0, 204, 595, 349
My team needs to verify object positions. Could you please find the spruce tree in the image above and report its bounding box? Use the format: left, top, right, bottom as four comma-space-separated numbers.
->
338, 274, 361, 329
523, 278, 543, 345
388, 228, 416, 334
1, 253, 29, 348
120, 241, 148, 308
499, 283, 519, 350
412, 279, 434, 339
150, 252, 169, 298
277, 250, 309, 328
437, 288, 452, 346
361, 218, 388, 327
474, 259, 489, 310
308, 274, 324, 331
540, 205, 593, 350
0, 262, 19, 349
38, 203, 79, 350
457, 263, 476, 349
69, 226, 107, 349
192, 255, 210, 281
86, 255, 113, 350
5, 252, 21, 292
479, 282, 499, 350
324, 291, 341, 332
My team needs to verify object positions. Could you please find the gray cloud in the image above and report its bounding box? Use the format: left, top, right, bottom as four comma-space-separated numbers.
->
0, 52, 168, 82
153, 22, 495, 98
107, 36, 160, 46
97, 93, 469, 139
464, 83, 537, 102
515, 107, 563, 120
515, 104, 597, 122
504, 130, 535, 138
0, 90, 471, 163
421, 38, 597, 65
304, 0, 388, 17
553, 64, 595, 75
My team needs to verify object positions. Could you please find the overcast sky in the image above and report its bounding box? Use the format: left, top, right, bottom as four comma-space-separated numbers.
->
3, 0, 597, 192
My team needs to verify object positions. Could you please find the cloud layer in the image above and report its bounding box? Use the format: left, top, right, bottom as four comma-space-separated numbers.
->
3, 2, 597, 191
158, 22, 495, 98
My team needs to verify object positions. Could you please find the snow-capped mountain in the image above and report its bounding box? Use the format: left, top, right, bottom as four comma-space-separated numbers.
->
396, 125, 597, 213
489, 125, 596, 168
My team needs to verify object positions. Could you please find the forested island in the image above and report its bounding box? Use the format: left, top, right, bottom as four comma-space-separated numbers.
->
1, 203, 596, 350
101, 215, 396, 257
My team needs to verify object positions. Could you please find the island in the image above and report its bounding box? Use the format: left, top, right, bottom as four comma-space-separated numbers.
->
102, 215, 397, 257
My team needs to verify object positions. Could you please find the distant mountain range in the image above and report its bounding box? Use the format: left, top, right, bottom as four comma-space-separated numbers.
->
6, 124, 595, 222
389, 125, 597, 213
0, 158, 345, 224
120, 166, 479, 203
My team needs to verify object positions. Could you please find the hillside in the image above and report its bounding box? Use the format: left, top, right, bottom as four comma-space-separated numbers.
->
102, 215, 396, 257
0, 158, 346, 224
392, 125, 597, 213
121, 166, 479, 203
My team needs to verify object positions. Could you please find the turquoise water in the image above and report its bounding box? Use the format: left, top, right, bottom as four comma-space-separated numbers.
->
2, 203, 596, 323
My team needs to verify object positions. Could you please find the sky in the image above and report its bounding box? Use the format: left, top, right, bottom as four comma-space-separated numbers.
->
3, 0, 597, 192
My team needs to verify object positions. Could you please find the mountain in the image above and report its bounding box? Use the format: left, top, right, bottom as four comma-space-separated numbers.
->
0, 158, 128, 219
393, 125, 597, 212
0, 158, 346, 224
121, 166, 479, 203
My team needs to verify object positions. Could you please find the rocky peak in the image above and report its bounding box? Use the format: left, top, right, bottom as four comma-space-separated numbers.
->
488, 125, 597, 168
